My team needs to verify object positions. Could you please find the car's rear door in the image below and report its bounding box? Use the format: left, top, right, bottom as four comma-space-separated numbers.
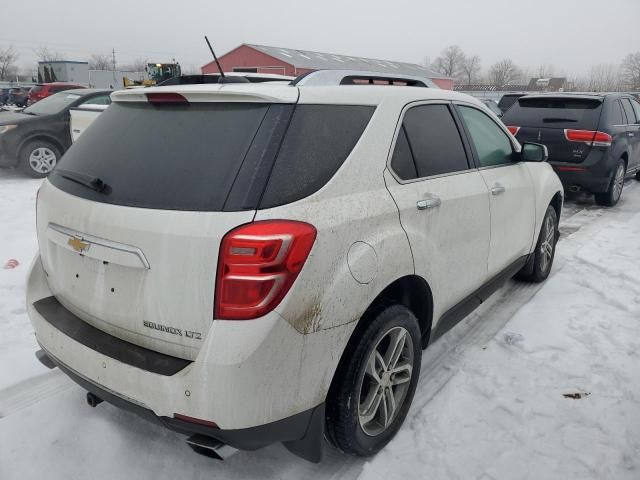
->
384, 102, 490, 321
456, 103, 536, 277
621, 97, 640, 173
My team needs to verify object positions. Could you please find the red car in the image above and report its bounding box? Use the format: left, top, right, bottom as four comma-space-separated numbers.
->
28, 83, 86, 105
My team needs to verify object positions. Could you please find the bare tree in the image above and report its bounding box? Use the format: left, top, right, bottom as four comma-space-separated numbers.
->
536, 64, 555, 78
0, 46, 18, 80
586, 64, 620, 92
89, 53, 113, 70
461, 55, 481, 84
120, 57, 148, 72
34, 47, 65, 62
489, 59, 520, 86
621, 52, 640, 90
433, 45, 466, 79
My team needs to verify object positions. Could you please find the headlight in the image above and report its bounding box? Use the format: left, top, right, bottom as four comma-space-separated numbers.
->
0, 125, 18, 134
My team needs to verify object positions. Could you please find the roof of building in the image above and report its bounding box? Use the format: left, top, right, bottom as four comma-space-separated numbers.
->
38, 60, 89, 65
240, 43, 449, 80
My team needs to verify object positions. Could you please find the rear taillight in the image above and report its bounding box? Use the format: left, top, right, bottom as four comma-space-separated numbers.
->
215, 220, 317, 320
507, 126, 520, 136
564, 129, 612, 147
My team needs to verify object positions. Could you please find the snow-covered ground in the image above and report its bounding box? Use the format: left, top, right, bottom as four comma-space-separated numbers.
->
1, 167, 639, 480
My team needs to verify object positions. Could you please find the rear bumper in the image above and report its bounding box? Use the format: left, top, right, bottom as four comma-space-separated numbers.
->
26, 255, 339, 461
36, 346, 324, 461
549, 149, 614, 193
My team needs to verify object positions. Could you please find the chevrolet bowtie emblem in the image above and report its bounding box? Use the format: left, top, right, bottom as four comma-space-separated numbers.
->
68, 236, 90, 253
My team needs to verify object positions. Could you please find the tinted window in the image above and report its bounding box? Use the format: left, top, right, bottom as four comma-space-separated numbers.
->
611, 100, 626, 126
390, 126, 418, 180
621, 98, 638, 124
51, 102, 271, 211
502, 96, 603, 130
632, 99, 640, 124
459, 106, 513, 167
260, 105, 375, 208
401, 104, 469, 177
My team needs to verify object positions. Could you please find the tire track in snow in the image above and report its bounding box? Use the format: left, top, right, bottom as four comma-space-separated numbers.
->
0, 369, 71, 419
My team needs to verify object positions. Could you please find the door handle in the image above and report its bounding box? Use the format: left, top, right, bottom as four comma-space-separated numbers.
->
629, 132, 635, 137
491, 184, 506, 196
416, 196, 441, 210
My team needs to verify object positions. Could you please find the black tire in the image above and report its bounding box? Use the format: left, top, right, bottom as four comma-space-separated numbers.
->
326, 304, 421, 456
635, 170, 640, 181
18, 139, 61, 178
515, 204, 558, 283
594, 159, 625, 207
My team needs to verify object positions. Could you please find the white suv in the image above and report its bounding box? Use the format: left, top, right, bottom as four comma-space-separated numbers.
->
27, 70, 563, 462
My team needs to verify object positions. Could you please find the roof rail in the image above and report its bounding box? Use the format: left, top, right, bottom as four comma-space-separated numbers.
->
291, 70, 437, 88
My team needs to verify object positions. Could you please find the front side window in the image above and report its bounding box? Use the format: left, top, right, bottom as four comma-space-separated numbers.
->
459, 106, 514, 167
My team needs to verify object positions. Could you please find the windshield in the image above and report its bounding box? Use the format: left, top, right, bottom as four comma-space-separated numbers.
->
23, 91, 81, 115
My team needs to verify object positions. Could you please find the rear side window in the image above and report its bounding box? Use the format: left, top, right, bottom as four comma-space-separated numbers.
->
459, 106, 513, 167
400, 104, 469, 178
632, 99, 640, 123
621, 98, 638, 124
390, 126, 418, 180
259, 105, 375, 208
611, 100, 626, 126
503, 97, 603, 130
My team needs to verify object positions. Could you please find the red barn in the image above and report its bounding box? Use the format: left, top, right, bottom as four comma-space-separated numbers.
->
201, 44, 453, 89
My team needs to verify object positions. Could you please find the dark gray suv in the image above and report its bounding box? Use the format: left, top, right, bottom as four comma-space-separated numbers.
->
503, 93, 640, 206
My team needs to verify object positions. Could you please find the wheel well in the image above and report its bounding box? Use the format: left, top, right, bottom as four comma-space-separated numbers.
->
621, 152, 628, 169
19, 135, 64, 160
358, 275, 433, 349
550, 191, 563, 219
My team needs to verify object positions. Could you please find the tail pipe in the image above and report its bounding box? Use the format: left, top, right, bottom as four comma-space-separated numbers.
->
186, 435, 239, 461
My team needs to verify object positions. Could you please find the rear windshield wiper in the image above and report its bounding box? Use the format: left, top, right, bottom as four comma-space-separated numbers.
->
56, 169, 111, 194
542, 117, 577, 123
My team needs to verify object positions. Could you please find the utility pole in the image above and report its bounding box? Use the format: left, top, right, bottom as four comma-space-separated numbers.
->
112, 48, 116, 71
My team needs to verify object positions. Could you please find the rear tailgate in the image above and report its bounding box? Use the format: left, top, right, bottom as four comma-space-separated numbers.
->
503, 96, 604, 162
40, 87, 298, 360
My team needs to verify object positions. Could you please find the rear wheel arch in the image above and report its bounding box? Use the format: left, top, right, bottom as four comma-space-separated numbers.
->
550, 191, 563, 220
19, 134, 65, 159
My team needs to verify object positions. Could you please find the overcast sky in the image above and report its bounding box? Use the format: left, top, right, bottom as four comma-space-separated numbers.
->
2, 0, 638, 77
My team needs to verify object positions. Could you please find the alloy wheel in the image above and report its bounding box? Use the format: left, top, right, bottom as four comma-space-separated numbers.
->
612, 163, 625, 203
358, 326, 414, 436
539, 212, 555, 273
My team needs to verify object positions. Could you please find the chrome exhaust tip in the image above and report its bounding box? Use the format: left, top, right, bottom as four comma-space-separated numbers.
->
186, 435, 239, 461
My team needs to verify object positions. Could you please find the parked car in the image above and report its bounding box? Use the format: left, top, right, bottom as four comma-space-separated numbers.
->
498, 93, 527, 114
69, 103, 111, 142
4, 87, 30, 108
0, 87, 12, 105
502, 93, 640, 206
482, 98, 503, 117
27, 70, 562, 463
27, 82, 86, 105
0, 89, 112, 177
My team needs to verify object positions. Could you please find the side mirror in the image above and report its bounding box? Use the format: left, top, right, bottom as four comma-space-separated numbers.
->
521, 142, 548, 162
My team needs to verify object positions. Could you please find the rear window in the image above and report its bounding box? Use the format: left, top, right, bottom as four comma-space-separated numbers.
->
502, 97, 603, 129
50, 102, 375, 212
